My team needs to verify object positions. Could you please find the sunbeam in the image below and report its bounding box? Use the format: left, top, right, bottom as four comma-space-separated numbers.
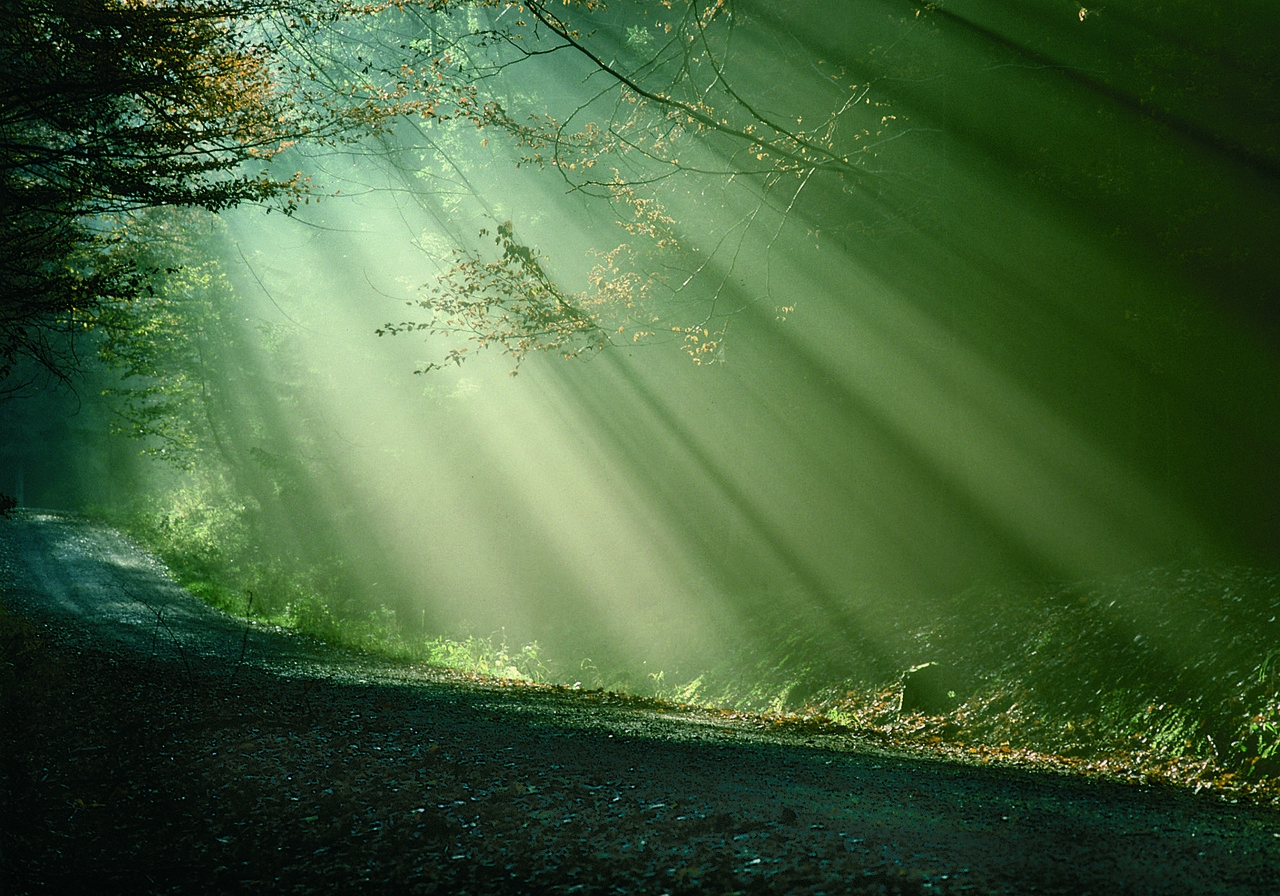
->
4, 0, 1277, 773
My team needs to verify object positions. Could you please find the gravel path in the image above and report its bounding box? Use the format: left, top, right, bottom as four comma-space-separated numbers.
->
3, 510, 1279, 894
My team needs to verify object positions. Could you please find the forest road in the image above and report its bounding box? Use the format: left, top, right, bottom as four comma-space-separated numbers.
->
2, 510, 1279, 895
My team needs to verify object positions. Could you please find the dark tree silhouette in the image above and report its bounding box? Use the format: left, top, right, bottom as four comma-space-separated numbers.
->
0, 0, 428, 387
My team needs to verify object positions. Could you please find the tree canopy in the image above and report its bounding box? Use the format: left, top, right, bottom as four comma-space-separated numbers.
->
2, 0, 909, 384
0, 0, 426, 385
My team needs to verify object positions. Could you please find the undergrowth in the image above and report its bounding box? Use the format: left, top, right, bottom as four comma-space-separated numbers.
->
90, 484, 554, 684
89, 487, 1280, 799
675, 568, 1280, 798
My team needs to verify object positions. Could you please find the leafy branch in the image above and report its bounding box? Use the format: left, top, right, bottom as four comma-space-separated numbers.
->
379, 221, 610, 374
519, 0, 873, 181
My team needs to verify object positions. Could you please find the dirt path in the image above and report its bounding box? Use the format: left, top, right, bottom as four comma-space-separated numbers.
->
3, 511, 1279, 894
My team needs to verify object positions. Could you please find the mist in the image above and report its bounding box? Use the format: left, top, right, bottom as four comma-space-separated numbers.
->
5, 0, 1277, 702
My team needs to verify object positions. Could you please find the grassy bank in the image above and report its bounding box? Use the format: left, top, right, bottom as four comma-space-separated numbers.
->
88, 488, 1280, 802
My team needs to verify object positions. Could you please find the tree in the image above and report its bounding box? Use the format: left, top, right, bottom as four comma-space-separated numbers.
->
1, 0, 261, 382
1, 0, 912, 385
356, 0, 904, 370
0, 0, 427, 387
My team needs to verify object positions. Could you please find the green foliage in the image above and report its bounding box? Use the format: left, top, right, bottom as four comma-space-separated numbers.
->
380, 221, 609, 374
91, 206, 385, 631
364, 0, 899, 372
280, 595, 553, 683
0, 0, 440, 385
284, 593, 347, 645
122, 479, 249, 580
104, 467, 1280, 789
0, 0, 296, 381
792, 568, 1280, 782
92, 214, 239, 469
108, 473, 554, 684
415, 633, 550, 682
107, 469, 327, 625
574, 567, 1280, 787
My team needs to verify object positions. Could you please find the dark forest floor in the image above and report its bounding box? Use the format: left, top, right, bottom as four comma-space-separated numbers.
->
5, 615, 1280, 896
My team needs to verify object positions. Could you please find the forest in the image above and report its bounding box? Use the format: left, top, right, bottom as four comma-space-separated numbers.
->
3, 0, 1280, 791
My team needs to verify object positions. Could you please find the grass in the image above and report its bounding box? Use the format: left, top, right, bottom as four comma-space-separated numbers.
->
720, 567, 1280, 797
84, 488, 1280, 802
